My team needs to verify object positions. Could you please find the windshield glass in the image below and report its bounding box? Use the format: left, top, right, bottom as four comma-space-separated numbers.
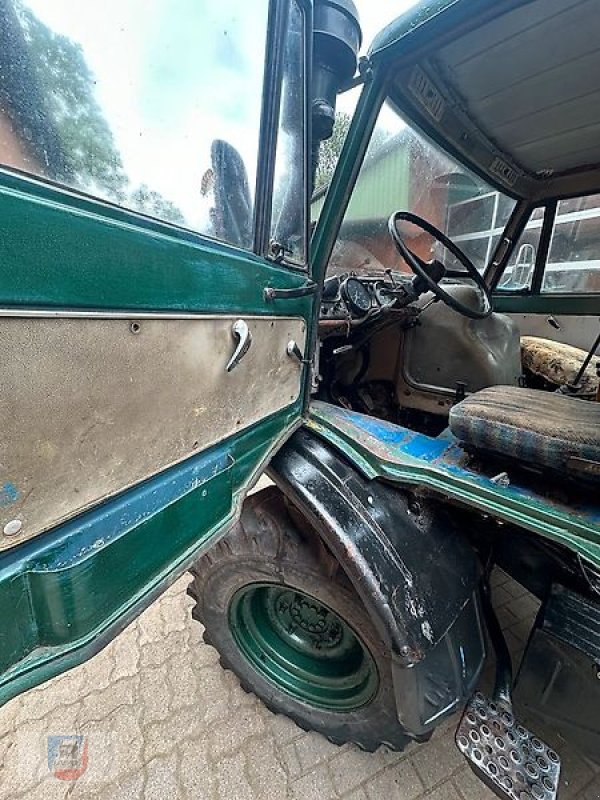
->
322, 98, 517, 277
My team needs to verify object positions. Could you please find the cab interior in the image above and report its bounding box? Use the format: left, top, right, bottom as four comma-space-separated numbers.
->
315, 0, 600, 492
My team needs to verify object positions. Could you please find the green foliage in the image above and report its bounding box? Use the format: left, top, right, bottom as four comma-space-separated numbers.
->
314, 112, 351, 195
15, 1, 185, 223
129, 185, 186, 225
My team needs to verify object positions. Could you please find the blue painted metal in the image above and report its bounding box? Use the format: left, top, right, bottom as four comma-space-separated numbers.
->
308, 401, 600, 567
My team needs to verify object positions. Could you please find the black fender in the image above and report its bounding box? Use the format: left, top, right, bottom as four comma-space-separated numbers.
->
268, 427, 486, 734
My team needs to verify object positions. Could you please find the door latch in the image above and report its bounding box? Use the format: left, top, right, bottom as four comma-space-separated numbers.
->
286, 340, 311, 365
226, 319, 252, 372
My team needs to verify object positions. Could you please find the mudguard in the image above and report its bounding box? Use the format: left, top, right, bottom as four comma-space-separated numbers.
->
268, 427, 486, 735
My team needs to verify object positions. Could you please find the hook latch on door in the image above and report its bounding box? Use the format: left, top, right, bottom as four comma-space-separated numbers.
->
226, 319, 252, 372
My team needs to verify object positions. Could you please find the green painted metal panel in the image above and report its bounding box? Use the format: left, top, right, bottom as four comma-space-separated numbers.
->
0, 170, 311, 316
0, 159, 312, 701
0, 406, 301, 704
307, 402, 600, 569
493, 293, 600, 315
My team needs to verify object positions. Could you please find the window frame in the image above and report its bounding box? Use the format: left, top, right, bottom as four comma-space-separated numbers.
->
493, 196, 600, 300
254, 0, 311, 270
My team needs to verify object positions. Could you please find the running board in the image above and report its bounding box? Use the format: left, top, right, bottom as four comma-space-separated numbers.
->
456, 580, 561, 799
456, 691, 560, 800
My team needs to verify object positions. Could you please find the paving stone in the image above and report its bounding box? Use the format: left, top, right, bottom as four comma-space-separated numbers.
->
111, 628, 141, 682
410, 732, 464, 789
295, 731, 346, 772
330, 745, 391, 795
138, 666, 172, 726
209, 707, 266, 759
364, 760, 423, 800
278, 741, 303, 780
137, 604, 165, 646
423, 780, 462, 800
265, 710, 303, 745
98, 770, 144, 800
79, 677, 138, 724
215, 751, 256, 800
194, 667, 231, 724
342, 789, 369, 800
167, 656, 199, 712
0, 566, 593, 800
144, 753, 180, 800
178, 736, 214, 800
82, 650, 114, 695
290, 762, 337, 800
244, 736, 288, 800
452, 766, 497, 800
143, 720, 179, 762
161, 593, 191, 635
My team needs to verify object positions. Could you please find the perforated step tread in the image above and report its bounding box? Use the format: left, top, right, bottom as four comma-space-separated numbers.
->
456, 692, 560, 800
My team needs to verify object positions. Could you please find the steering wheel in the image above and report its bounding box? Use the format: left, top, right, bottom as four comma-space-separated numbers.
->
388, 211, 493, 319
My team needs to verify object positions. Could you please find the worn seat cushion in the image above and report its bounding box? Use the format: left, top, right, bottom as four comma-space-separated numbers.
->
449, 385, 600, 476
521, 336, 599, 397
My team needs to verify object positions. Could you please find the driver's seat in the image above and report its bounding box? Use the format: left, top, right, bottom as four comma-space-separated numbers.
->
449, 386, 600, 482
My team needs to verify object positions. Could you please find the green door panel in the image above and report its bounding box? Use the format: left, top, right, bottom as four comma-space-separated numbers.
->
0, 171, 312, 314
0, 404, 300, 706
0, 168, 313, 702
307, 401, 600, 569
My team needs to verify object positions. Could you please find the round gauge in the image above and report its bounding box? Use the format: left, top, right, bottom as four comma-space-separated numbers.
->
341, 277, 371, 315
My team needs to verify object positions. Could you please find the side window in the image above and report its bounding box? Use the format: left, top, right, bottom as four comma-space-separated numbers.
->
0, 0, 269, 249
496, 207, 545, 291
542, 194, 600, 293
271, 0, 306, 265
447, 192, 517, 274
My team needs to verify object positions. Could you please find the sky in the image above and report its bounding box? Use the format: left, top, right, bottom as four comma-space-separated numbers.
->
22, 0, 420, 231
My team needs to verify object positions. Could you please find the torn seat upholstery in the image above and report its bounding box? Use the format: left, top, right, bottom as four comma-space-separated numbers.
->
521, 336, 599, 397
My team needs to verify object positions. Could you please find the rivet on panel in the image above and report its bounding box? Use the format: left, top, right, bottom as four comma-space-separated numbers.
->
3, 519, 22, 537
130, 321, 141, 334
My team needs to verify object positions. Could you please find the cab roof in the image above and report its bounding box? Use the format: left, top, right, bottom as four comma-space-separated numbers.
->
368, 0, 600, 203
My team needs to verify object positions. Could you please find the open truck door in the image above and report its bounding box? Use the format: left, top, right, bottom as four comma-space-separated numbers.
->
0, 0, 356, 704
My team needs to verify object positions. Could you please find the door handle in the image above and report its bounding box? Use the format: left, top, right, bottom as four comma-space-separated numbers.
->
226, 319, 252, 372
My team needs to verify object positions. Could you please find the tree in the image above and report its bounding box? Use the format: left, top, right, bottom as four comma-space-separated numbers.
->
15, 0, 128, 202
12, 2, 185, 224
314, 112, 352, 194
313, 111, 391, 196
129, 185, 186, 226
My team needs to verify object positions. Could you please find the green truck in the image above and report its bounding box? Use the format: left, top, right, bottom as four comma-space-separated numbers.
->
0, 1, 599, 797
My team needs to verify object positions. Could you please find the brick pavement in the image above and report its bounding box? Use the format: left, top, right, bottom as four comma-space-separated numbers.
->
0, 567, 598, 799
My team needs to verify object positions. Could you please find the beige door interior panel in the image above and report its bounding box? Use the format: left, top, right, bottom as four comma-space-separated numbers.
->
0, 314, 305, 548
508, 312, 598, 350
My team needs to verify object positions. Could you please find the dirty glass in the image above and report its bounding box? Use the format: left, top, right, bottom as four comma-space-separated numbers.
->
542, 194, 600, 293
497, 217, 543, 291
329, 99, 516, 277
0, 0, 269, 248
271, 0, 306, 265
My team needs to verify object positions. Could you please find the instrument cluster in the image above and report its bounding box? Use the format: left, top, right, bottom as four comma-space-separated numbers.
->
320, 273, 410, 321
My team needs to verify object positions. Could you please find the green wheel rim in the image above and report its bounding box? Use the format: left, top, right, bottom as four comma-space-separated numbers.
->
229, 583, 379, 711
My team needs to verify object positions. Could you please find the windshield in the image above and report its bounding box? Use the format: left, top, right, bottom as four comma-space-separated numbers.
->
321, 98, 517, 277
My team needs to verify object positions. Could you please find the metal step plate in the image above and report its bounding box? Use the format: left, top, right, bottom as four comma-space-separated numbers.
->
456, 691, 560, 800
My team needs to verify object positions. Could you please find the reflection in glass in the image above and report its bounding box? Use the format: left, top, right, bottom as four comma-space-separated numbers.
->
271, 0, 306, 264
328, 99, 515, 277
0, 0, 269, 247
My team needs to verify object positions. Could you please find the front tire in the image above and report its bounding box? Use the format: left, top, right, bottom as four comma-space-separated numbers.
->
189, 486, 410, 751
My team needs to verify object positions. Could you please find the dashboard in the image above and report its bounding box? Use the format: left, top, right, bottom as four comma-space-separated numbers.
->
320, 273, 415, 321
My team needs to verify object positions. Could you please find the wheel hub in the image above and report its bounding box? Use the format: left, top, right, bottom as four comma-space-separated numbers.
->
229, 583, 379, 711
